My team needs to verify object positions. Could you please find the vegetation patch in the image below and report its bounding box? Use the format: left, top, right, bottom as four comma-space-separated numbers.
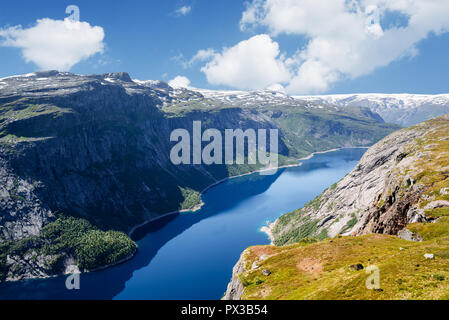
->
273, 219, 320, 246
0, 216, 137, 278
179, 187, 202, 210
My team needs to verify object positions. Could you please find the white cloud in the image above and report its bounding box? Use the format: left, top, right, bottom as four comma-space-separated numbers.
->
175, 6, 192, 16
0, 18, 105, 71
169, 75, 191, 88
266, 83, 286, 93
189, 49, 216, 65
200, 34, 290, 90
219, 0, 449, 94
173, 49, 215, 69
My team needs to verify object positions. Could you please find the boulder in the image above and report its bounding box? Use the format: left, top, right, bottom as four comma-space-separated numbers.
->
262, 269, 271, 276
349, 264, 364, 271
397, 228, 423, 242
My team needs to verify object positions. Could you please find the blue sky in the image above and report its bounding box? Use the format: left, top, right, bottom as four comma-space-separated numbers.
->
1, 0, 449, 95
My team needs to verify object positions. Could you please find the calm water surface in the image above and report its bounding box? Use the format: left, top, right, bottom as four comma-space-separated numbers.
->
0, 148, 366, 300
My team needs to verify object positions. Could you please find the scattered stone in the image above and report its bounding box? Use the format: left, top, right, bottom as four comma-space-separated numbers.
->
251, 262, 259, 270
259, 254, 268, 261
64, 264, 81, 275
262, 269, 271, 276
349, 264, 364, 271
424, 253, 435, 260
399, 247, 404, 251
440, 188, 449, 196
397, 228, 423, 242
424, 200, 449, 210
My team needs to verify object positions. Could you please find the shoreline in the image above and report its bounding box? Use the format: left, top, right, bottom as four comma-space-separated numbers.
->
127, 162, 303, 239
261, 222, 275, 245
129, 146, 369, 240
259, 146, 369, 244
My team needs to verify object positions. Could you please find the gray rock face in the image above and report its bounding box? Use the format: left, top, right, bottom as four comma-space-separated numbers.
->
261, 269, 271, 276
0, 158, 54, 241
397, 228, 423, 242
222, 252, 246, 300
272, 117, 447, 245
6, 251, 59, 281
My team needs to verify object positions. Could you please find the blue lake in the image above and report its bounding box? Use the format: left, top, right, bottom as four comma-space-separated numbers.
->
0, 148, 366, 300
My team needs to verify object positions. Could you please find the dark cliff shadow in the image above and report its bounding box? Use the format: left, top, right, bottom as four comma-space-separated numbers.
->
0, 148, 367, 300
0, 169, 285, 300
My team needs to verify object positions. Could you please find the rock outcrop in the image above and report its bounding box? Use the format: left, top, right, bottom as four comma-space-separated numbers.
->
222, 252, 246, 300
271, 116, 449, 246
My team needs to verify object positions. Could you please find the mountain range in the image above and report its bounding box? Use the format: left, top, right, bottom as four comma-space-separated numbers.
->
295, 93, 449, 127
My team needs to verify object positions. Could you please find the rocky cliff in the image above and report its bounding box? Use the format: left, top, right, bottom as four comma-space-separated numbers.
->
225, 115, 449, 300
0, 71, 398, 282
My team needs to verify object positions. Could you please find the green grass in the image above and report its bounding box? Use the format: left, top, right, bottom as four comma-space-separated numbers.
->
273, 218, 320, 246
179, 187, 202, 210
240, 232, 449, 300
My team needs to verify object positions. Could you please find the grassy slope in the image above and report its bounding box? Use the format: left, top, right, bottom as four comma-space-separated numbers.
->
238, 116, 449, 300
240, 232, 449, 300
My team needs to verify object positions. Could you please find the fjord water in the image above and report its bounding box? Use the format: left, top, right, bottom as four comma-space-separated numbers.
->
0, 148, 366, 300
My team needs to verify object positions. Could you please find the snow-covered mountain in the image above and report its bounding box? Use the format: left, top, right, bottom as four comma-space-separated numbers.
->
174, 87, 449, 127
194, 88, 307, 108
3, 72, 447, 127
294, 94, 449, 127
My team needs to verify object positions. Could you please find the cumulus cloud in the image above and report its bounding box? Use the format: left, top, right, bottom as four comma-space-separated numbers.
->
196, 0, 449, 94
173, 49, 215, 69
238, 0, 449, 94
169, 75, 191, 88
0, 18, 105, 71
200, 34, 290, 90
189, 49, 216, 65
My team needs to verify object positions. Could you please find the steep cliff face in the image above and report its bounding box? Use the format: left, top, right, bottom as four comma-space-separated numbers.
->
0, 71, 398, 281
271, 116, 449, 246
225, 115, 449, 300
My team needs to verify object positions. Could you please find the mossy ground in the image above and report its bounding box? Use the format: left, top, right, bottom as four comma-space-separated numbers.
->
240, 228, 449, 300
